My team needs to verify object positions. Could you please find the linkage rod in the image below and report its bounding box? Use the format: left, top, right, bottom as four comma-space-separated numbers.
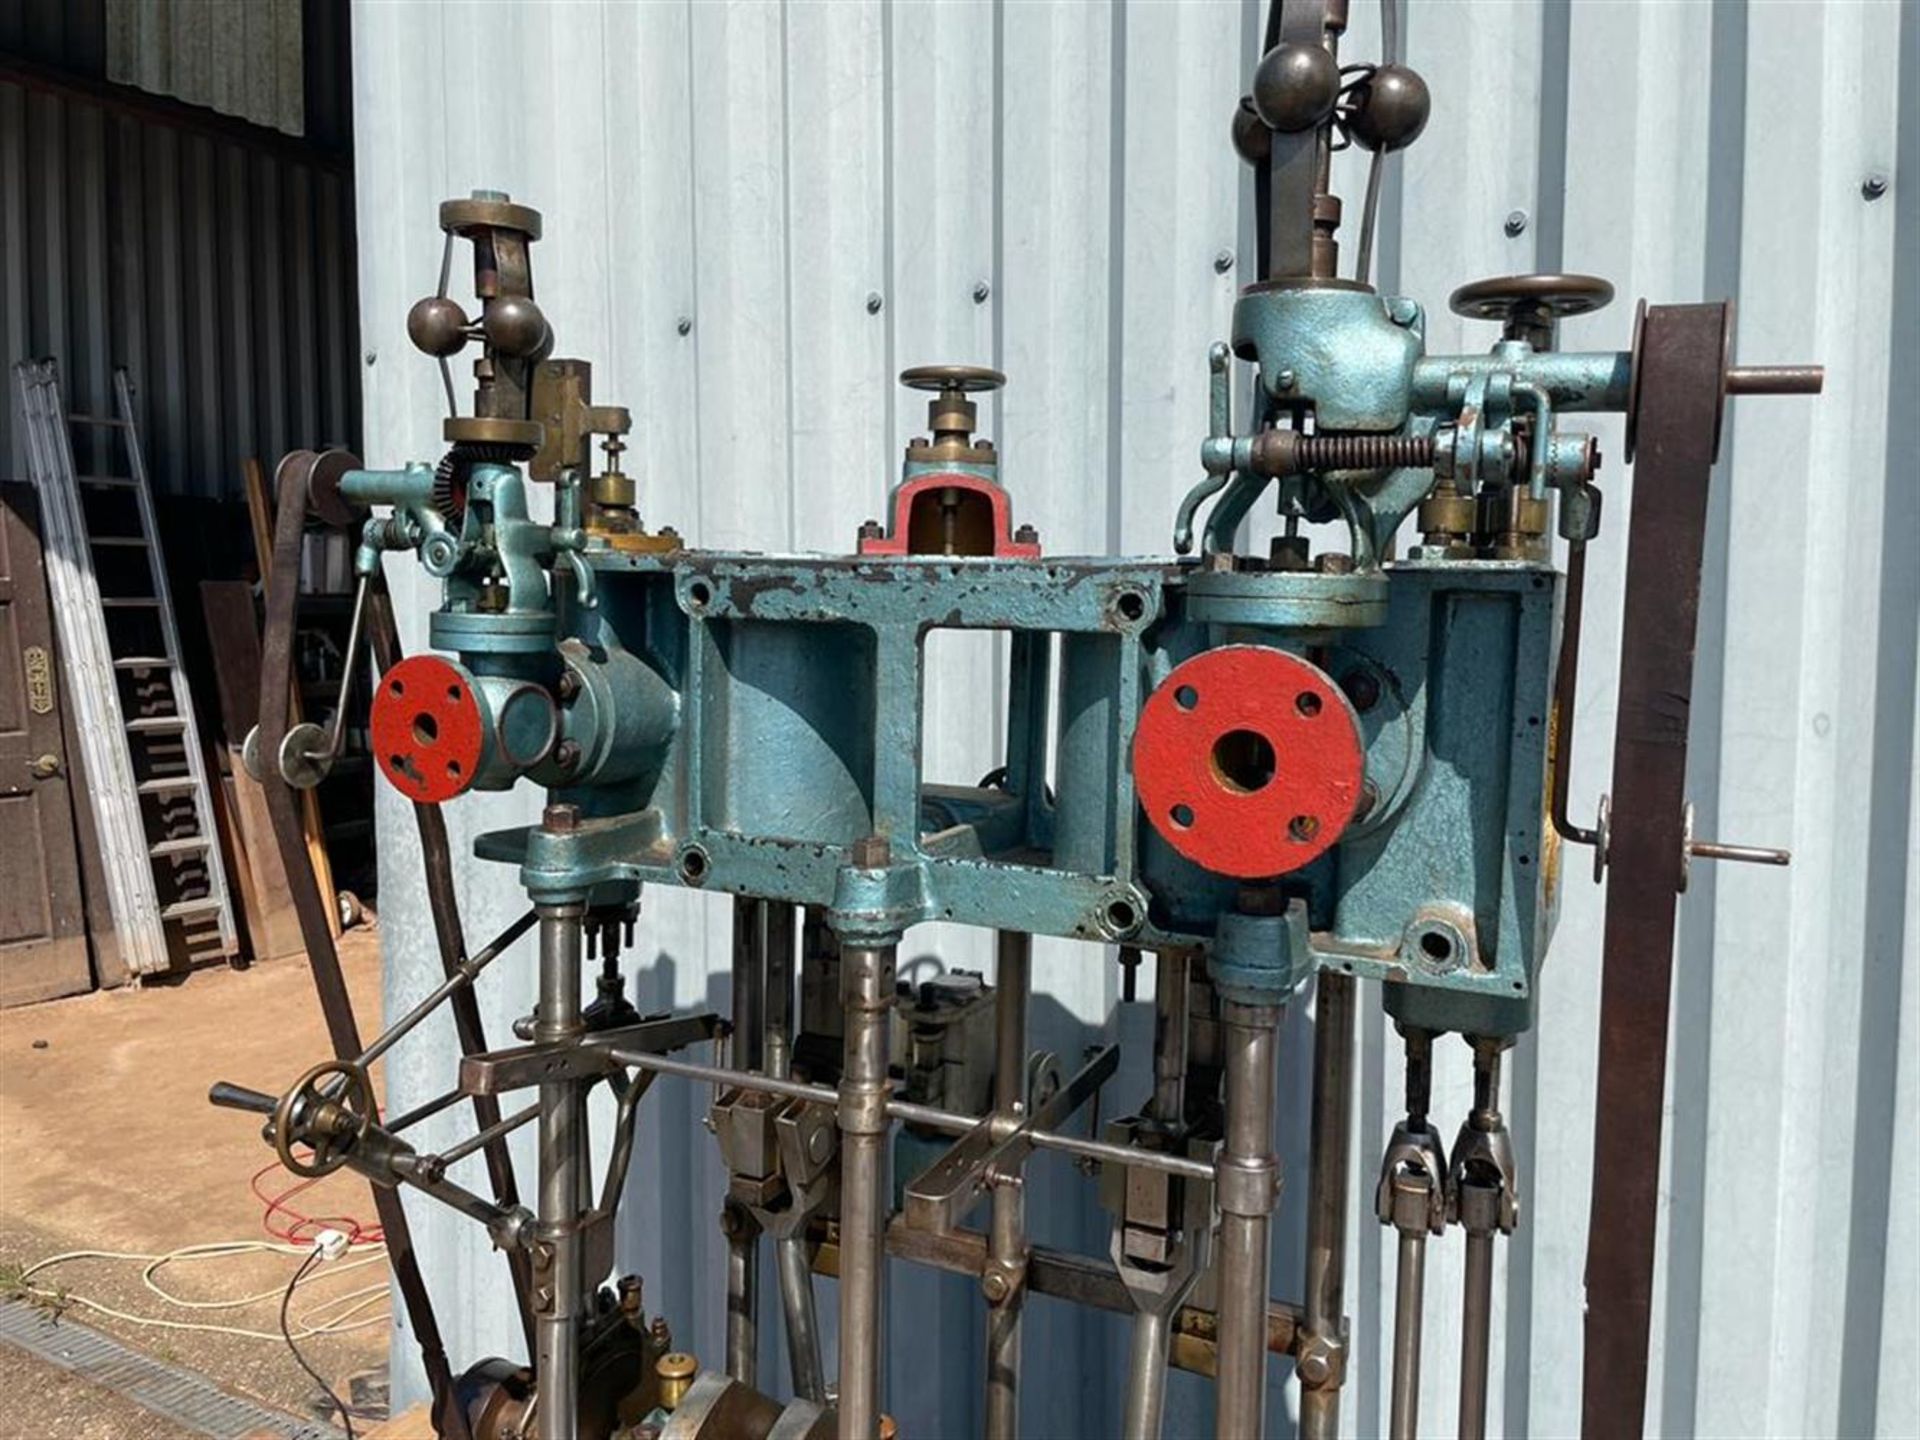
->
357, 908, 539, 1069
604, 1048, 1216, 1184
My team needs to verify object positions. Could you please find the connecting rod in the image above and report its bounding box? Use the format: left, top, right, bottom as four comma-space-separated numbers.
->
984, 931, 1032, 1440
1378, 1027, 1448, 1440
837, 935, 897, 1440
1215, 999, 1283, 1440
533, 897, 587, 1440
1299, 972, 1355, 1440
726, 898, 766, 1385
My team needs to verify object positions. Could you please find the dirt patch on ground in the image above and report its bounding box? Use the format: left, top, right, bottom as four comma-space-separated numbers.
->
0, 930, 390, 1427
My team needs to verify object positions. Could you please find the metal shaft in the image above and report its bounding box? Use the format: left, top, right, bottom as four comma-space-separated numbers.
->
1459, 1225, 1495, 1440
767, 901, 826, 1403
534, 903, 586, 1440
1300, 973, 1354, 1440
1121, 1307, 1173, 1440
725, 1210, 759, 1386
985, 931, 1031, 1440
727, 898, 766, 1385
1215, 1000, 1281, 1440
1151, 950, 1189, 1125
1388, 1181, 1430, 1440
837, 940, 896, 1440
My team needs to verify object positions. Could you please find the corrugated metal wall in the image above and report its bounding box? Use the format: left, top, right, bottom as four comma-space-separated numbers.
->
0, 0, 358, 500
354, 2, 1918, 1435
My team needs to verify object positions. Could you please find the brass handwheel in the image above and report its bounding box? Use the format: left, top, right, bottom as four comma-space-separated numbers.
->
274, 1059, 375, 1179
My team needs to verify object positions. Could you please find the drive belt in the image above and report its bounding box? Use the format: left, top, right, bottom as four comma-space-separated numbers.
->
256, 450, 529, 1439
1580, 303, 1728, 1438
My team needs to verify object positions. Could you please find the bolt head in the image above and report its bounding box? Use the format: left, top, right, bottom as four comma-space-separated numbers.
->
866, 291, 885, 315
1863, 173, 1889, 200
1504, 209, 1529, 237
972, 281, 992, 303
676, 316, 693, 336
980, 1271, 1011, 1304
542, 802, 581, 833
858, 519, 884, 540
850, 834, 891, 869
1274, 368, 1297, 391
1013, 523, 1039, 544
554, 740, 582, 771
1214, 249, 1235, 274
1298, 1350, 1330, 1385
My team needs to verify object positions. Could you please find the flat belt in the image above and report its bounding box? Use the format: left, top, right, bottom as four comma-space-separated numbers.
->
256, 450, 473, 1440
1580, 303, 1728, 1438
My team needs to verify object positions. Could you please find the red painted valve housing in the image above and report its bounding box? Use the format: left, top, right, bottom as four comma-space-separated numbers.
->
1133, 645, 1365, 879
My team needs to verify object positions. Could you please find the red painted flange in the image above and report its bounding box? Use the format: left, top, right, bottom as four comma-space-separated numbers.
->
1133, 645, 1364, 879
371, 655, 485, 804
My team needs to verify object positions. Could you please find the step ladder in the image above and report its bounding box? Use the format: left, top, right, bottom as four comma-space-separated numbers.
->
13, 361, 237, 977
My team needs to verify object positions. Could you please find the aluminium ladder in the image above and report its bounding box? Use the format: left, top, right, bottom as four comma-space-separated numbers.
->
13, 361, 237, 976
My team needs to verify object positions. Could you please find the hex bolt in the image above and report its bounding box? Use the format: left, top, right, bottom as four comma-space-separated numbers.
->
543, 802, 581, 833
981, 1270, 1011, 1304
554, 739, 582, 772
556, 670, 581, 702
1862, 173, 1889, 200
866, 291, 885, 314
1013, 523, 1039, 545
1275, 369, 1297, 392
851, 834, 891, 869
1504, 209, 1529, 237
1214, 248, 1236, 274
676, 316, 693, 336
973, 280, 992, 304
858, 519, 884, 540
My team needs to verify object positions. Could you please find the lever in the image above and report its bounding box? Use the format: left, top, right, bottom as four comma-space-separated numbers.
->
208, 1081, 277, 1116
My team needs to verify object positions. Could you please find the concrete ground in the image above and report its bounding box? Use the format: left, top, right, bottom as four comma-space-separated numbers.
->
0, 930, 391, 1435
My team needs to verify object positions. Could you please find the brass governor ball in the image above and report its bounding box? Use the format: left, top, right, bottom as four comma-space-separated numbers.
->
1251, 41, 1341, 134
482, 295, 552, 359
1346, 63, 1431, 153
1231, 94, 1273, 166
407, 295, 470, 358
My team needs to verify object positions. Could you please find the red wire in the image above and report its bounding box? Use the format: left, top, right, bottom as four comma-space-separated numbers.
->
250, 1161, 384, 1248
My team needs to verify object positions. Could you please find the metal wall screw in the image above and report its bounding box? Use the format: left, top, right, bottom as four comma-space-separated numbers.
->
972, 280, 992, 304
676, 316, 693, 336
1862, 173, 1889, 200
363, 349, 377, 366
866, 291, 885, 314
1214, 249, 1236, 274
1504, 209, 1529, 237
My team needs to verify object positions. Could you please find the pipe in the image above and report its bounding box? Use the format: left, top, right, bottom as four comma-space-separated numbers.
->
1215, 1001, 1281, 1440
1300, 973, 1354, 1440
837, 941, 896, 1440
534, 903, 587, 1440
984, 932, 1031, 1440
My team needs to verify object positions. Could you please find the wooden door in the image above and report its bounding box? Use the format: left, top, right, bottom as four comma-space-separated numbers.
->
0, 483, 92, 1005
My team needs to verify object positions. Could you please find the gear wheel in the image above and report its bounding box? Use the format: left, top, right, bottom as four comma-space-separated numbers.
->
430, 442, 532, 526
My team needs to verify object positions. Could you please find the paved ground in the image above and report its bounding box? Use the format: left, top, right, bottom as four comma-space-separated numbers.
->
0, 931, 390, 1434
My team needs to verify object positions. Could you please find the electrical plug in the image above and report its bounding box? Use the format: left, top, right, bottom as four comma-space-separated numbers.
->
312, 1228, 351, 1263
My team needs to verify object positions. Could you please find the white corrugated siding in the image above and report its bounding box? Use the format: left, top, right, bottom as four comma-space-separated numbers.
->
350, 2, 1918, 1434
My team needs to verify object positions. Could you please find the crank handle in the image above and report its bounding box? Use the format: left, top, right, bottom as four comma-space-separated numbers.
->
208, 1081, 277, 1116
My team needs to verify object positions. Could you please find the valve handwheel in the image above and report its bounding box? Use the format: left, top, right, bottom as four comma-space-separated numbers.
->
274, 1059, 375, 1178
1448, 272, 1615, 324
1134, 646, 1365, 879
899, 364, 1005, 394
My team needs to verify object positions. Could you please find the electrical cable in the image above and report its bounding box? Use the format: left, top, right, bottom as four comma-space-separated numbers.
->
280, 1248, 357, 1440
15, 1242, 387, 1341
